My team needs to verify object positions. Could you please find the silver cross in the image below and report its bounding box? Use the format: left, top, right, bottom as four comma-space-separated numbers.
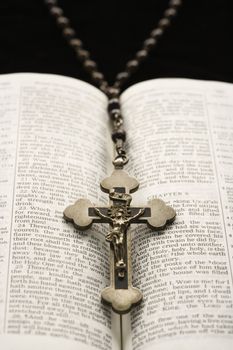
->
64, 170, 175, 314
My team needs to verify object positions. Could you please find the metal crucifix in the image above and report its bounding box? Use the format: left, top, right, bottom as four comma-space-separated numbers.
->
64, 169, 175, 314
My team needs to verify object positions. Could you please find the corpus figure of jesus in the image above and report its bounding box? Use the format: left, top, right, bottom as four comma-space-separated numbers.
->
94, 191, 144, 277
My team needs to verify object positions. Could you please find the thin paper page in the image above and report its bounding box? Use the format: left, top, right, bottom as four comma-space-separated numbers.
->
121, 79, 233, 350
0, 73, 120, 350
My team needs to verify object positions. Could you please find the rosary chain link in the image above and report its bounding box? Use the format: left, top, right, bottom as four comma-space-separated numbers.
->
45, 0, 183, 168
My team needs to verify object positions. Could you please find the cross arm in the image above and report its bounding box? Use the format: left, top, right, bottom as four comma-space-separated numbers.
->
90, 198, 176, 230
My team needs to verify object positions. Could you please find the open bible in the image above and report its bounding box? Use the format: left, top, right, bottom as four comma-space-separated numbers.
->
0, 73, 233, 350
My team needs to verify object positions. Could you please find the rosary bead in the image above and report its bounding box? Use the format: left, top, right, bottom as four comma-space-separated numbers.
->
107, 87, 120, 98
108, 98, 120, 113
109, 109, 121, 119
69, 38, 83, 49
63, 27, 76, 39
136, 49, 148, 62
116, 72, 130, 84
56, 16, 70, 28
164, 8, 177, 18
92, 72, 105, 84
143, 38, 157, 50
169, 0, 182, 7
150, 28, 163, 38
126, 60, 139, 73
50, 6, 63, 17
84, 60, 97, 72
99, 81, 109, 94
45, 0, 57, 6
158, 18, 171, 29
112, 129, 126, 143
76, 49, 90, 60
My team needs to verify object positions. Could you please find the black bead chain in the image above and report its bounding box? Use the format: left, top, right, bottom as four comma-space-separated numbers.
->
45, 0, 183, 168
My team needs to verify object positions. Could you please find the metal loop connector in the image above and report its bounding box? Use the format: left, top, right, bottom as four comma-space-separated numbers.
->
112, 154, 129, 169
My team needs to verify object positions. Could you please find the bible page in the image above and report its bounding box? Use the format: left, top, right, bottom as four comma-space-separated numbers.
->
120, 78, 233, 350
0, 73, 120, 350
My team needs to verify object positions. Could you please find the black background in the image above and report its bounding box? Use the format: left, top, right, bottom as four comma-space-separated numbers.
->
0, 0, 232, 90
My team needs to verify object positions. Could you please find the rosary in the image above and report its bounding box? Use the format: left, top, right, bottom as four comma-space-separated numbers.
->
45, 0, 182, 314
